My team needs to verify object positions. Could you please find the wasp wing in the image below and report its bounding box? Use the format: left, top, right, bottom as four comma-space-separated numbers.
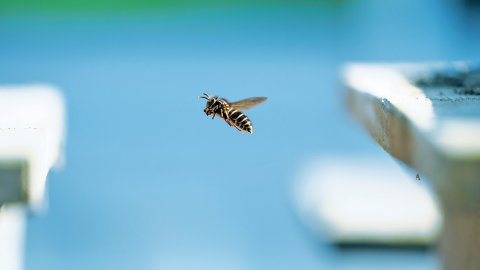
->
228, 97, 267, 110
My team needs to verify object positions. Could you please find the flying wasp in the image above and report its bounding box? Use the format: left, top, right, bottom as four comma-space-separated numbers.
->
198, 93, 267, 134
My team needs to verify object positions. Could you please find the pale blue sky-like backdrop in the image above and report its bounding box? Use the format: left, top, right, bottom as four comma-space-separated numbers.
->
1, 0, 479, 269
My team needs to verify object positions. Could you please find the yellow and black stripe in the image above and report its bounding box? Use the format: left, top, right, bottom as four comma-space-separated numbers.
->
226, 109, 253, 133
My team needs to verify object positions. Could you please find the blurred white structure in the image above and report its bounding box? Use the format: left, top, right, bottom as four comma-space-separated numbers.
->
294, 156, 443, 245
344, 62, 480, 269
0, 85, 66, 270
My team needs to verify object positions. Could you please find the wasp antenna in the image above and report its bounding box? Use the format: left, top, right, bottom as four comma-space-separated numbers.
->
198, 93, 210, 99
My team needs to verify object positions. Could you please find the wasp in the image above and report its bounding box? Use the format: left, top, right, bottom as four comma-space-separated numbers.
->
198, 93, 267, 134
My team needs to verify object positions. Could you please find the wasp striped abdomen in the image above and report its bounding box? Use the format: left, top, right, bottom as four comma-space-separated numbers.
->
227, 109, 252, 133
198, 93, 267, 134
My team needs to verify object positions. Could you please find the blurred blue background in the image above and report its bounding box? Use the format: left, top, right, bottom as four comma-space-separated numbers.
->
1, 0, 480, 269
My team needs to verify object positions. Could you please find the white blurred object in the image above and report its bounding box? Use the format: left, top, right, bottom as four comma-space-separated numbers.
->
0, 85, 66, 270
294, 155, 443, 245
0, 85, 66, 170
0, 204, 27, 270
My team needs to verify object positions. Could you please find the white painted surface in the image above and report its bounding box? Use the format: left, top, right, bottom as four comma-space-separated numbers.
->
344, 63, 480, 159
294, 156, 443, 244
0, 85, 66, 170
0, 85, 66, 270
0, 204, 27, 270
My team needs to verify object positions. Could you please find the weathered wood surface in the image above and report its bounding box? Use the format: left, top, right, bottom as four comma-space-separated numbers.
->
343, 62, 480, 270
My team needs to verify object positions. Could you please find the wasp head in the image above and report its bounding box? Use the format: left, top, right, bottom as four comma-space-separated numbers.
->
198, 93, 216, 116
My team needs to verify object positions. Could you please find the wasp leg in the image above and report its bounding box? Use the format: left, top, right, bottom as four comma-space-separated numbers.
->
212, 113, 216, 120
232, 124, 243, 134
224, 118, 243, 133
226, 119, 243, 133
